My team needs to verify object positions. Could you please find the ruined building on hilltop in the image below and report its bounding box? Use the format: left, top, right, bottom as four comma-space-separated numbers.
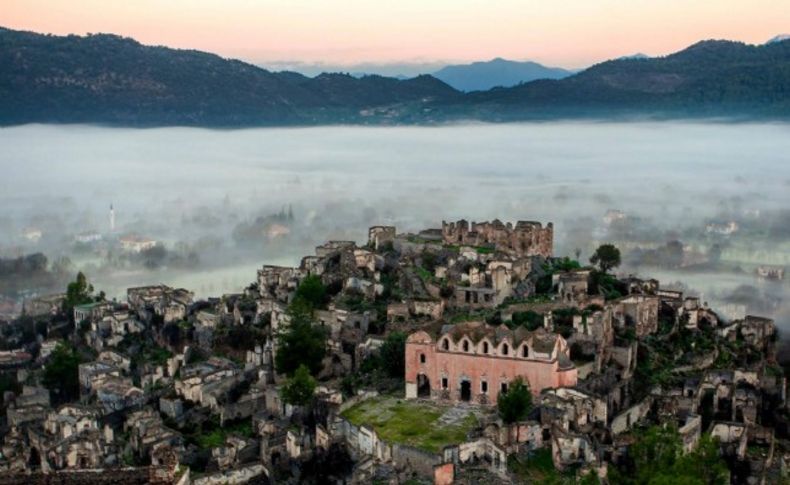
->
441, 219, 553, 258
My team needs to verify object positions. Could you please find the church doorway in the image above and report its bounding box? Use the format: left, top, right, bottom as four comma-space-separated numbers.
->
460, 380, 472, 401
417, 374, 431, 397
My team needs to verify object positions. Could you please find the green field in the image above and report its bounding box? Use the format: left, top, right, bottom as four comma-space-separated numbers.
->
341, 396, 479, 453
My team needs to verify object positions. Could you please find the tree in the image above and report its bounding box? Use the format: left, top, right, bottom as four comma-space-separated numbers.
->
275, 301, 327, 376
628, 425, 682, 483
497, 377, 532, 423
295, 275, 327, 309
281, 364, 316, 406
35, 320, 48, 339
51, 256, 73, 277
420, 251, 437, 272
42, 342, 81, 403
708, 243, 723, 264
554, 257, 582, 272
577, 472, 602, 485
15, 315, 38, 346
64, 271, 95, 312
141, 244, 167, 269
590, 244, 621, 273
379, 332, 406, 378
0, 374, 21, 397
674, 434, 729, 484
663, 240, 685, 268
286, 296, 313, 323
300, 442, 354, 483
614, 425, 729, 485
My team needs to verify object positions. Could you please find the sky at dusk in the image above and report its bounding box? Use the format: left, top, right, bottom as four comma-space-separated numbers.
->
2, 0, 789, 69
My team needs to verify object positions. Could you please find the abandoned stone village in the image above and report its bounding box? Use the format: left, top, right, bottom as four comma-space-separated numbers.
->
0, 218, 786, 484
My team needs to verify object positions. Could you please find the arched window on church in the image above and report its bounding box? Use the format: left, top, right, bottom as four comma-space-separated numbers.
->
442, 339, 449, 351
502, 343, 509, 356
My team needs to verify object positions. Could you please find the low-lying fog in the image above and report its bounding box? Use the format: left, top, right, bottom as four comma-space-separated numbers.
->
1, 122, 788, 334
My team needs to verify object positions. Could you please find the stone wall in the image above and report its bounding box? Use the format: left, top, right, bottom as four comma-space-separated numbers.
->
610, 342, 637, 377
368, 226, 396, 250
411, 300, 444, 320
679, 414, 702, 453
159, 397, 183, 419
392, 443, 442, 477
334, 396, 458, 480
0, 467, 162, 485
441, 219, 553, 258
613, 295, 659, 337
192, 464, 268, 485
220, 390, 265, 424
611, 397, 653, 435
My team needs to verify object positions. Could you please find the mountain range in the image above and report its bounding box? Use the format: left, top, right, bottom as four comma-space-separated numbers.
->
431, 58, 573, 92
446, 39, 790, 121
767, 34, 790, 44
1, 26, 790, 126
261, 58, 573, 91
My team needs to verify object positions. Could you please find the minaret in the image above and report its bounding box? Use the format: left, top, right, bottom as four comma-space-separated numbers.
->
109, 204, 115, 233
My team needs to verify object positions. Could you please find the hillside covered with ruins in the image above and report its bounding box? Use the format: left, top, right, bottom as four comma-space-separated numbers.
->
0, 219, 784, 484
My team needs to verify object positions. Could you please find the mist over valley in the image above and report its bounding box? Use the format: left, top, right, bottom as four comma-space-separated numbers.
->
2, 121, 788, 337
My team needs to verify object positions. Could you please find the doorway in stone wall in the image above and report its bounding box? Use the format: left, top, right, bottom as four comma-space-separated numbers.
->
28, 447, 41, 470
460, 380, 472, 401
417, 373, 431, 397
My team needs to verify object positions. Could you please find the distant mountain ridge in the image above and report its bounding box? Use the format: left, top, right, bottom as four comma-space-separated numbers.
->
442, 38, 790, 120
1, 27, 790, 125
431, 58, 573, 92
766, 34, 790, 44
258, 60, 446, 79
616, 53, 650, 61
0, 27, 458, 126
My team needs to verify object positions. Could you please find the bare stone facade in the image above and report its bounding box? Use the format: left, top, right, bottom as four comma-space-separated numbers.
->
367, 225, 396, 250
441, 219, 553, 258
612, 294, 660, 338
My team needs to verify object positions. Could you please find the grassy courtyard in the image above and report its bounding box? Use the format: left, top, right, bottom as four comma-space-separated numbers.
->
340, 395, 479, 454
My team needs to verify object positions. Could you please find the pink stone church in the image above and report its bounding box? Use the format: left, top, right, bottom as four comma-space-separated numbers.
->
405, 321, 577, 405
